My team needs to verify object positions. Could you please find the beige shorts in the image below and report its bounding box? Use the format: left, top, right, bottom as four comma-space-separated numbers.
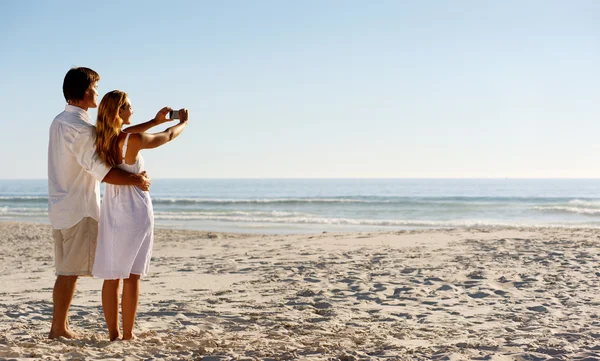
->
52, 217, 98, 276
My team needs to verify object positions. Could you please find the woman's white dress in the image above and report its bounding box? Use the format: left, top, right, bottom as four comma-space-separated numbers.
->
93, 133, 154, 279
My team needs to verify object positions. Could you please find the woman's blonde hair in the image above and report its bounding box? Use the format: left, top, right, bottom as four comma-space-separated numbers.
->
96, 90, 128, 167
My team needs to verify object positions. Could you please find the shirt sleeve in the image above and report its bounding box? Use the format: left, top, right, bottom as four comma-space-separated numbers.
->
70, 125, 111, 182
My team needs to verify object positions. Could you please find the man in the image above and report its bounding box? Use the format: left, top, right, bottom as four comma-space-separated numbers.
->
47, 67, 150, 339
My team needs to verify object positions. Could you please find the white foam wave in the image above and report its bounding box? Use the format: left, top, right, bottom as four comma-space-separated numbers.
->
156, 210, 309, 218
153, 212, 527, 228
0, 196, 47, 201
567, 199, 600, 208
0, 207, 47, 215
533, 205, 600, 215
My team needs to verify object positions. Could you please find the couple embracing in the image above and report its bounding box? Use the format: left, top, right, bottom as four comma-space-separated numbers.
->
47, 67, 188, 341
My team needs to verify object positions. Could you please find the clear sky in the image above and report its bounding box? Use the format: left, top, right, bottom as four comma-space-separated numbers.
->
1, 0, 599, 179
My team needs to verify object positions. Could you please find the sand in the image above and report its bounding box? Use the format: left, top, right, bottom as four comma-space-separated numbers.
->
1, 221, 599, 360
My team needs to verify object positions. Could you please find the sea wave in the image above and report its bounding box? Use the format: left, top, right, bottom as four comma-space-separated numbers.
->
3, 195, 599, 207
0, 196, 48, 203
0, 206, 48, 216
152, 212, 552, 228
533, 205, 600, 216
567, 199, 600, 208
150, 196, 586, 205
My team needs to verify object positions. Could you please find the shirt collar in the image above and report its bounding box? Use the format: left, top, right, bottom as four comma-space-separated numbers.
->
65, 104, 90, 123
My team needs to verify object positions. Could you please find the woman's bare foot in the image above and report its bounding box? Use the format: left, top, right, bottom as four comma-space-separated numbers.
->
109, 331, 121, 341
48, 327, 78, 339
122, 332, 136, 341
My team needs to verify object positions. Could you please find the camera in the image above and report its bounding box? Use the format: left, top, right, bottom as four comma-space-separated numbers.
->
169, 109, 181, 120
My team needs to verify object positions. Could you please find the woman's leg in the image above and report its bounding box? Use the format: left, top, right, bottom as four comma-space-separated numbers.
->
122, 273, 140, 340
101, 279, 121, 341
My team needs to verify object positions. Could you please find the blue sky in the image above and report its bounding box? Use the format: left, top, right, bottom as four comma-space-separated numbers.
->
1, 0, 599, 178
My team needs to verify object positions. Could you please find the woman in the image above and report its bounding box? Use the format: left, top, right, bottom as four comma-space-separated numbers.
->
92, 90, 188, 341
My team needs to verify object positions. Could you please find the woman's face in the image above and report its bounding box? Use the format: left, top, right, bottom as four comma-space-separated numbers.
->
119, 97, 133, 126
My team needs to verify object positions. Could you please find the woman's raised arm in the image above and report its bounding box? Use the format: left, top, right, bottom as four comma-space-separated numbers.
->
132, 109, 189, 150
123, 107, 173, 134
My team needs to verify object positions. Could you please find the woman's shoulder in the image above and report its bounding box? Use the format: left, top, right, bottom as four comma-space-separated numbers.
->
123, 132, 143, 146
118, 131, 140, 142
116, 131, 127, 144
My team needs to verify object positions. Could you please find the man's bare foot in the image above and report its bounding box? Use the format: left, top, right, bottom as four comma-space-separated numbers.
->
109, 331, 121, 341
122, 333, 136, 341
48, 328, 77, 339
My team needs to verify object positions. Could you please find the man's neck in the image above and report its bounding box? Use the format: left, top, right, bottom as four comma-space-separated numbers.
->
68, 102, 88, 112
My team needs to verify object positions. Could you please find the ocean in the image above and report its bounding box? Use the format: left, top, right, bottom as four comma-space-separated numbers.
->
1, 179, 600, 234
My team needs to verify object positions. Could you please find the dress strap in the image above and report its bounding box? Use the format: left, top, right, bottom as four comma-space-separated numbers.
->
122, 133, 131, 162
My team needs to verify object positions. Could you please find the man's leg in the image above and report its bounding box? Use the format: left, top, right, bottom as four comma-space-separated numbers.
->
122, 274, 140, 340
48, 275, 78, 339
49, 217, 97, 339
102, 279, 121, 341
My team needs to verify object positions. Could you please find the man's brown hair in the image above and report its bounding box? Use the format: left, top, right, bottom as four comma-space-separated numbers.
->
62, 67, 100, 103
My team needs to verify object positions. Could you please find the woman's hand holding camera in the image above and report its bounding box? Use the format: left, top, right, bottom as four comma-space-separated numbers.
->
176, 108, 189, 123
154, 107, 172, 125
153, 107, 188, 125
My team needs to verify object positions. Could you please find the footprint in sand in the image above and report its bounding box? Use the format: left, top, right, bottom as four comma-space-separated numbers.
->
468, 291, 491, 299
527, 305, 548, 313
393, 287, 414, 296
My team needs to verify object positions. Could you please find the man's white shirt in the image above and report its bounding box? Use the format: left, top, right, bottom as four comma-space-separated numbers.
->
48, 105, 111, 229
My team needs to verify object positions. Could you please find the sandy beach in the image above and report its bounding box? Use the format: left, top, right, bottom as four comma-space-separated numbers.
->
1, 222, 599, 360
